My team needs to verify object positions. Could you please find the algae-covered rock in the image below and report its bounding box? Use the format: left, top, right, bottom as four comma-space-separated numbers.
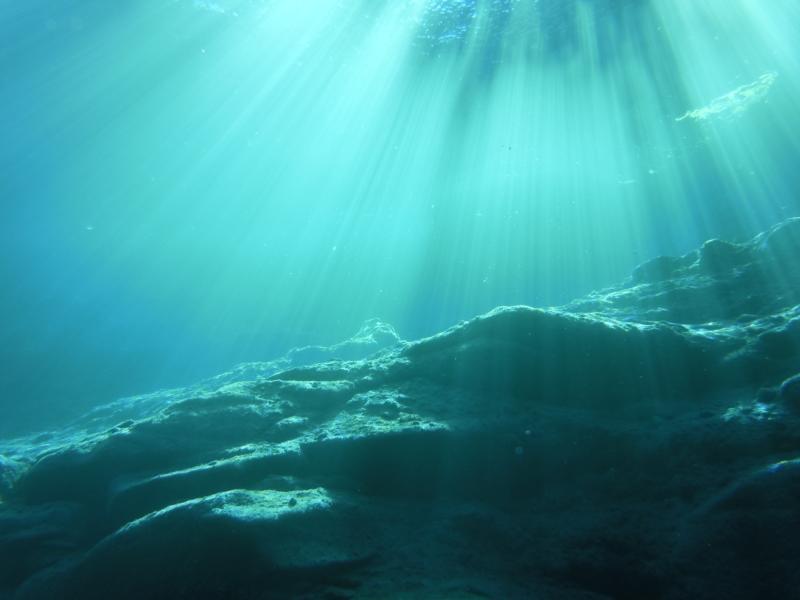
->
780, 373, 800, 410
2, 220, 800, 598
16, 489, 373, 600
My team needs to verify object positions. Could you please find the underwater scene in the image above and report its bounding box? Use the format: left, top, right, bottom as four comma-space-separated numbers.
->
1, 0, 800, 598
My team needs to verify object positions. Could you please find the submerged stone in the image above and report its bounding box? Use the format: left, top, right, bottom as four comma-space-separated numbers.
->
780, 373, 800, 410
2, 219, 800, 599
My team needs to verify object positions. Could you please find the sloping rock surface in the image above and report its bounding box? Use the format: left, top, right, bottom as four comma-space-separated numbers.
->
2, 220, 800, 599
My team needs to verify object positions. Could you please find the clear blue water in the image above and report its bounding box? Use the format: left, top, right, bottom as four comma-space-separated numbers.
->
2, 0, 799, 434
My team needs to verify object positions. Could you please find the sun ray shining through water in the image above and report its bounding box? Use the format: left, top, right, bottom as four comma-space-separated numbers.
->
1, 0, 799, 431
3, 2, 800, 598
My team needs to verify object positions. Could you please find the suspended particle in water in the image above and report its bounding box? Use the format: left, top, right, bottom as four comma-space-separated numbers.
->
676, 72, 778, 122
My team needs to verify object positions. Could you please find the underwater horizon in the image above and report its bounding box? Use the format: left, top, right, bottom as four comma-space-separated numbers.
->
2, 1, 800, 598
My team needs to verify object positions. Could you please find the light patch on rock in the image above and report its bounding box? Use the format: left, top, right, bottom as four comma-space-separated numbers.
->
209, 488, 332, 521
122, 487, 332, 533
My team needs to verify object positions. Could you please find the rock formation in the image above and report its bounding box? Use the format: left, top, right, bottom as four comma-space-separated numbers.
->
2, 220, 799, 599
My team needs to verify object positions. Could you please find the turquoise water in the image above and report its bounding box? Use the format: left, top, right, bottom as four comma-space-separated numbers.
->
3, 3, 800, 598
2, 0, 799, 431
